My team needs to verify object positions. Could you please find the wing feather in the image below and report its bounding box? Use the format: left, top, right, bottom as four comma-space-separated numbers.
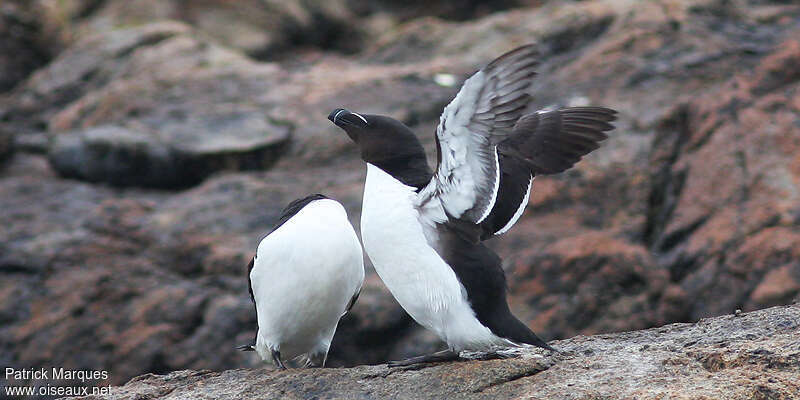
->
416, 45, 540, 230
415, 45, 617, 240
500, 107, 617, 175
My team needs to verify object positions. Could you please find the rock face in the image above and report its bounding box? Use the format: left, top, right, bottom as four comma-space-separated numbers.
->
1, 0, 800, 398
0, 1, 53, 93
2, 21, 292, 187
75, 305, 800, 400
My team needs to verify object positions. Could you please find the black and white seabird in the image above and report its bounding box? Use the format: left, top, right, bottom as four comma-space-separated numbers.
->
328, 45, 616, 365
238, 194, 365, 369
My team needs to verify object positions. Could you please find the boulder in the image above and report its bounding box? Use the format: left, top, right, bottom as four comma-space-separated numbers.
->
48, 117, 289, 188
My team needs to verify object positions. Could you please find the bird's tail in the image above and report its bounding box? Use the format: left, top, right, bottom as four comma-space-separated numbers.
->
496, 310, 558, 352
524, 332, 557, 352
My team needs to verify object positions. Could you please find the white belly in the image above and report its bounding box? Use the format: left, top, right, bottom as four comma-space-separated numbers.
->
361, 164, 503, 351
251, 199, 364, 361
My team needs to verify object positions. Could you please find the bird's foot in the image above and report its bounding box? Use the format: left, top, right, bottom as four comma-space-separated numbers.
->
303, 352, 328, 368
271, 349, 287, 370
236, 343, 255, 351
387, 350, 461, 368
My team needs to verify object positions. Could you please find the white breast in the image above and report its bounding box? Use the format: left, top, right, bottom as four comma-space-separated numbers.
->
250, 199, 365, 361
361, 163, 504, 351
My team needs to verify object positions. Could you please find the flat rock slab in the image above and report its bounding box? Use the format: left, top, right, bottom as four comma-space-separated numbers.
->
49, 114, 290, 188
76, 305, 800, 400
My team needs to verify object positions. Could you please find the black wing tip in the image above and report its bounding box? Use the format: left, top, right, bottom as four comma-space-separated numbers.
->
561, 106, 618, 122
505, 44, 539, 58
487, 44, 540, 67
506, 106, 619, 175
559, 107, 618, 133
563, 106, 617, 112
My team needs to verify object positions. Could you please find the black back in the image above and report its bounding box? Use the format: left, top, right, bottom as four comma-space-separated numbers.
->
434, 227, 553, 350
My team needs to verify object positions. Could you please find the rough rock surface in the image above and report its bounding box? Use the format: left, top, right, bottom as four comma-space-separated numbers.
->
2, 21, 292, 187
0, 162, 368, 383
0, 127, 13, 163
1, 0, 800, 397
26, 0, 543, 60
76, 305, 800, 400
0, 1, 53, 93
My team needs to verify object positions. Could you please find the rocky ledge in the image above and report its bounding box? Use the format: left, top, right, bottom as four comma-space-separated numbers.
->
77, 304, 800, 400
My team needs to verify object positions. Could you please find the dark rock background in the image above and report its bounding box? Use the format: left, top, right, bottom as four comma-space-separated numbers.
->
1, 0, 799, 395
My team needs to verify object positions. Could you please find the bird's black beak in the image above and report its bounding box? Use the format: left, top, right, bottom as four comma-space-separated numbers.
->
328, 108, 349, 126
328, 108, 367, 129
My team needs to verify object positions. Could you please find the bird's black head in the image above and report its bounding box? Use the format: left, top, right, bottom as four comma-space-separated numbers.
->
328, 108, 432, 189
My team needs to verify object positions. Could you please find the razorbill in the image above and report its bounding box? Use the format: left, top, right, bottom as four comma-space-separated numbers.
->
238, 194, 365, 369
328, 44, 616, 365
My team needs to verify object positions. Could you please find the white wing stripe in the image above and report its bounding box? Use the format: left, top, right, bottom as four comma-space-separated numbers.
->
476, 146, 500, 224
495, 175, 533, 235
415, 45, 539, 229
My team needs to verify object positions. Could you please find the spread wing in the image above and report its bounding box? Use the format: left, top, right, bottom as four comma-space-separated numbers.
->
478, 107, 616, 239
415, 44, 616, 241
500, 108, 615, 174
416, 45, 539, 231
